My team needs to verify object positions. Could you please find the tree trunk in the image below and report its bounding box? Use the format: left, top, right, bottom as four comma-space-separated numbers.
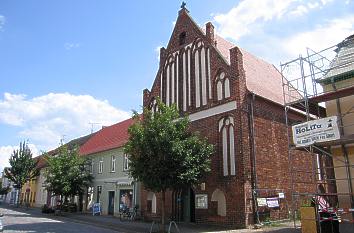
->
160, 190, 166, 233
16, 185, 21, 207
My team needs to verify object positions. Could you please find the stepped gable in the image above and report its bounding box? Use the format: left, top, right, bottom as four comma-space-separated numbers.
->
80, 118, 134, 156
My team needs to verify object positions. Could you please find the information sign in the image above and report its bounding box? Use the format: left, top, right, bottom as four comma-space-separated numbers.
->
92, 203, 101, 216
292, 116, 340, 147
195, 194, 208, 209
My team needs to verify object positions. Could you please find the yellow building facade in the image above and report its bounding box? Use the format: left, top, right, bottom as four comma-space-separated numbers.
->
20, 178, 38, 207
318, 35, 354, 222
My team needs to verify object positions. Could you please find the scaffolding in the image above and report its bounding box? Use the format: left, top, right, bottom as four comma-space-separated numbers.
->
281, 36, 354, 233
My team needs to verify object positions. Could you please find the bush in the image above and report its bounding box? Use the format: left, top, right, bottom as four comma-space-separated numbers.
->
41, 204, 55, 214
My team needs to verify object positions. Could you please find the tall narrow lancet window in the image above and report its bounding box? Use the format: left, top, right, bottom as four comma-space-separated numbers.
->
217, 80, 223, 101
163, 54, 180, 107
215, 72, 231, 101
192, 39, 210, 108
150, 99, 157, 113
219, 116, 236, 176
182, 50, 187, 111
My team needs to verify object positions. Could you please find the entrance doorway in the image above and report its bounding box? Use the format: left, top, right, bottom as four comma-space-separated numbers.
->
182, 188, 196, 222
119, 189, 133, 212
108, 191, 115, 215
190, 188, 195, 222
171, 187, 196, 222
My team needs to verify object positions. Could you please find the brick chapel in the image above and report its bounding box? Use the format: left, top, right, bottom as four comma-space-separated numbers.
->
141, 6, 319, 227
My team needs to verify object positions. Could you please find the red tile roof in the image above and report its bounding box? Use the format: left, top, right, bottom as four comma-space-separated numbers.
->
80, 118, 134, 156
213, 34, 284, 105
36, 155, 47, 169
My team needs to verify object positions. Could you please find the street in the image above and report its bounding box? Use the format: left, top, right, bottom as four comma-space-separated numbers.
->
0, 206, 306, 233
0, 207, 119, 233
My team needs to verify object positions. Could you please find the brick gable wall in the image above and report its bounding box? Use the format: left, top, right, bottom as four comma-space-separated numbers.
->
140, 8, 317, 228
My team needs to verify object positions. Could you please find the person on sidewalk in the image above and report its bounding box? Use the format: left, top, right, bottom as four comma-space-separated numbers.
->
315, 184, 339, 233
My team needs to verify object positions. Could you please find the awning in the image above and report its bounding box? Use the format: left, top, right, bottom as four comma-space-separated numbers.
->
103, 177, 134, 186
117, 180, 133, 186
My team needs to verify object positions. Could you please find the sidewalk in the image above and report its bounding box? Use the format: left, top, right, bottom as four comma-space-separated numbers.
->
0, 204, 300, 233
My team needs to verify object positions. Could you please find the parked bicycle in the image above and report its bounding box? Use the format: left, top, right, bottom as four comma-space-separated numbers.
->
119, 205, 138, 221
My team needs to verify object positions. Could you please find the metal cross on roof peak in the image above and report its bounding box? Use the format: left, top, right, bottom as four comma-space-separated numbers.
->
181, 1, 186, 9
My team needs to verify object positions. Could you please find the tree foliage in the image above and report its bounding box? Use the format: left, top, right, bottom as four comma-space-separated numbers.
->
4, 141, 39, 205
124, 100, 213, 231
0, 187, 10, 196
44, 145, 92, 200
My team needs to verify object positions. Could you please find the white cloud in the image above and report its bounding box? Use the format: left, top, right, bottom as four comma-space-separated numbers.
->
0, 144, 39, 174
282, 15, 354, 57
210, 0, 352, 66
213, 0, 299, 40
290, 5, 309, 17
213, 0, 335, 41
0, 15, 5, 30
0, 92, 130, 151
64, 42, 81, 50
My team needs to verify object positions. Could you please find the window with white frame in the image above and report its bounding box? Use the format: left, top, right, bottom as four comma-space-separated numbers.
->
98, 158, 103, 174
111, 155, 116, 172
123, 154, 130, 171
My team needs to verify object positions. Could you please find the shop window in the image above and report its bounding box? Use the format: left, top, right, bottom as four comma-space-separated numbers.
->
119, 189, 133, 212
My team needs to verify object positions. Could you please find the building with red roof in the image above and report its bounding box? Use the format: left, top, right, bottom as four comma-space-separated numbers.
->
79, 118, 139, 215
141, 6, 319, 228
34, 132, 96, 208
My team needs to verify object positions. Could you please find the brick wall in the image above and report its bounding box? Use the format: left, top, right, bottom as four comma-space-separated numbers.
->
140, 8, 319, 228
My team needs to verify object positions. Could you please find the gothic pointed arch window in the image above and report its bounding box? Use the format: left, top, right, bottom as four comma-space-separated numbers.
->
218, 116, 236, 176
149, 98, 158, 113
216, 71, 231, 101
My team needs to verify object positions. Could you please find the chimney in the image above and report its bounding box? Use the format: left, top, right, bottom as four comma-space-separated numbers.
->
143, 88, 151, 107
206, 22, 215, 44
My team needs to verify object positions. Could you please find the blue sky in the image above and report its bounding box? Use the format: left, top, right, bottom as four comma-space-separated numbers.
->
0, 0, 353, 172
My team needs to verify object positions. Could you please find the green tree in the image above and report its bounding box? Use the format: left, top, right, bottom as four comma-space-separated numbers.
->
0, 187, 10, 196
44, 145, 92, 208
124, 100, 213, 232
4, 141, 39, 206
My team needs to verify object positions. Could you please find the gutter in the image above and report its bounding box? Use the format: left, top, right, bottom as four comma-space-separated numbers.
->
248, 92, 260, 224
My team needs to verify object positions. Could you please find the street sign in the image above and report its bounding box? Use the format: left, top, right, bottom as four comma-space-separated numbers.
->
292, 116, 340, 147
